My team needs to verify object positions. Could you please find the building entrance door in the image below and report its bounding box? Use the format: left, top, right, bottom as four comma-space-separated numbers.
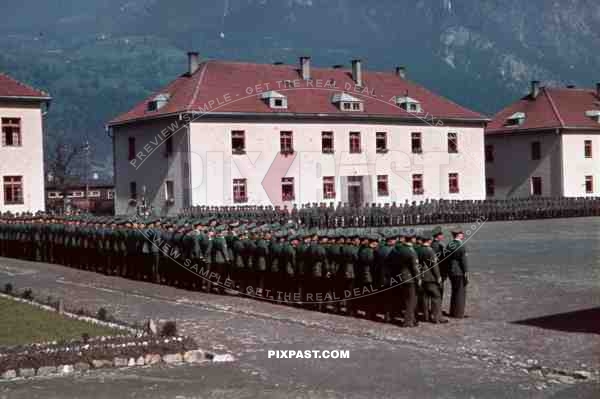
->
347, 176, 363, 206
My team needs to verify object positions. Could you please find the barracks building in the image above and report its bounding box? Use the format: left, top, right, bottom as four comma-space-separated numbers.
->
485, 81, 600, 198
108, 53, 488, 216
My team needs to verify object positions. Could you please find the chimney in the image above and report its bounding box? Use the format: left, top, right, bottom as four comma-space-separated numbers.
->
300, 56, 311, 80
596, 83, 600, 98
188, 52, 200, 75
395, 66, 406, 79
352, 59, 363, 86
530, 80, 540, 99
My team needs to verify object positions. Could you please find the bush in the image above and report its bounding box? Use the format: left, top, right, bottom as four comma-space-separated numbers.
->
81, 333, 90, 343
76, 308, 86, 316
160, 321, 177, 337
3, 283, 13, 294
21, 289, 33, 300
96, 307, 108, 321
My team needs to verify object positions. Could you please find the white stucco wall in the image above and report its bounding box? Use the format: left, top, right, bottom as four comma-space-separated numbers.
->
561, 132, 600, 197
485, 131, 563, 198
188, 120, 485, 206
0, 101, 45, 213
113, 117, 189, 216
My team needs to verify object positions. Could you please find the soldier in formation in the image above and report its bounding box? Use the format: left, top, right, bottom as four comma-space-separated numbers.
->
0, 213, 475, 327
183, 197, 600, 229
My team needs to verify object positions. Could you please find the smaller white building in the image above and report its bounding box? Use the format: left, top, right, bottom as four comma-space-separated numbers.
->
486, 81, 600, 198
0, 73, 51, 213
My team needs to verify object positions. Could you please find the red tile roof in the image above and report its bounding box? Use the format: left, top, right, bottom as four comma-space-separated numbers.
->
109, 60, 486, 126
486, 86, 600, 134
0, 73, 50, 100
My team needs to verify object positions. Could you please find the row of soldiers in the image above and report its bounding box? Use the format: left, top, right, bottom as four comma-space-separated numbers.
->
182, 196, 600, 228
0, 214, 469, 327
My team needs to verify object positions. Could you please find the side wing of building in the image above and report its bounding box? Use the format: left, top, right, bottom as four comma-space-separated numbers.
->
0, 100, 46, 213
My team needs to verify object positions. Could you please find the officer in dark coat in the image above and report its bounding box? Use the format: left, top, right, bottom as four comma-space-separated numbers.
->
447, 229, 469, 318
417, 235, 447, 323
388, 232, 421, 327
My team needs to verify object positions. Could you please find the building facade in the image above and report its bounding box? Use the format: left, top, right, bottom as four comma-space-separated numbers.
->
109, 54, 487, 215
486, 82, 600, 198
0, 73, 51, 213
46, 178, 114, 215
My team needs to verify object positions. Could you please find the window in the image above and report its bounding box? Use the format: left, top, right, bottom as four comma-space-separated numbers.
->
48, 191, 62, 199
281, 177, 295, 201
352, 103, 361, 110
485, 145, 494, 163
3, 176, 23, 205
349, 132, 361, 154
274, 98, 284, 107
449, 173, 459, 194
165, 181, 174, 201
411, 132, 422, 154
165, 135, 173, 156
343, 103, 351, 110
68, 191, 84, 198
585, 176, 594, 194
107, 190, 114, 200
585, 140, 592, 158
412, 174, 423, 195
486, 178, 495, 196
448, 133, 458, 153
232, 131, 246, 154
323, 176, 335, 199
2, 118, 21, 147
233, 178, 248, 203
88, 191, 101, 198
376, 132, 388, 153
129, 181, 137, 200
531, 141, 541, 160
322, 131, 334, 153
128, 137, 136, 161
531, 176, 542, 196
377, 175, 389, 196
280, 131, 293, 154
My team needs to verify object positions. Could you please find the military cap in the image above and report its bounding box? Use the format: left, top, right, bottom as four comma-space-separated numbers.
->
368, 233, 380, 242
431, 226, 443, 237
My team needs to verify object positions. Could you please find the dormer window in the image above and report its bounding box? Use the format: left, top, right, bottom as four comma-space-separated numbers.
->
585, 110, 600, 123
395, 96, 422, 113
147, 93, 170, 112
332, 92, 364, 112
261, 91, 288, 109
506, 112, 526, 126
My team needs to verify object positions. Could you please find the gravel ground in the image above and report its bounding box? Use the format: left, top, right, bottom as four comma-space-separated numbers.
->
0, 217, 599, 398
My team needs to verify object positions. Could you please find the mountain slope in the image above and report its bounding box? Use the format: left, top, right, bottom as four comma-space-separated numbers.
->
1, 0, 599, 174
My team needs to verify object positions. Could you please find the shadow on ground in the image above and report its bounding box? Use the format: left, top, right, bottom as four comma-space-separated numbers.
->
513, 307, 600, 335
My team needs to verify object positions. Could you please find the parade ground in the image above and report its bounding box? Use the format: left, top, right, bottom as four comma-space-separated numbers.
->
0, 217, 599, 398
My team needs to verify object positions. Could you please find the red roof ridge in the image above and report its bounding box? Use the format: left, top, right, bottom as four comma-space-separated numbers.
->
187, 61, 210, 110
543, 87, 565, 128
0, 72, 50, 98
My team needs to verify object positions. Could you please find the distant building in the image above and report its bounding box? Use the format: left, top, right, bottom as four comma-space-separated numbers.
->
108, 53, 488, 215
45, 177, 114, 215
0, 73, 51, 213
486, 81, 600, 198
